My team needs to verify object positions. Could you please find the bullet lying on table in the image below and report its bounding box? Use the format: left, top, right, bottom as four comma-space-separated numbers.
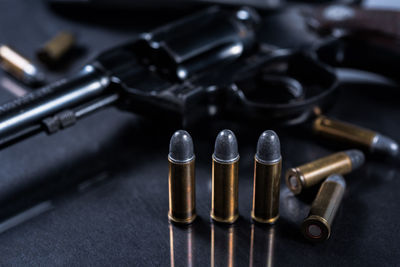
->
251, 130, 282, 224
0, 45, 44, 86
168, 130, 196, 224
37, 31, 76, 66
313, 115, 399, 158
301, 174, 346, 242
286, 149, 364, 195
211, 129, 239, 224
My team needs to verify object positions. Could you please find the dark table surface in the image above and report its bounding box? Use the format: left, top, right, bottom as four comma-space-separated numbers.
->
0, 1, 399, 266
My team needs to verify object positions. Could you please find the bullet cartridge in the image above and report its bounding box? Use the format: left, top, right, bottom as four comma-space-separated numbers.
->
0, 45, 44, 85
211, 129, 239, 224
168, 130, 196, 224
301, 174, 346, 242
37, 31, 76, 65
314, 115, 399, 157
251, 130, 282, 224
286, 149, 364, 195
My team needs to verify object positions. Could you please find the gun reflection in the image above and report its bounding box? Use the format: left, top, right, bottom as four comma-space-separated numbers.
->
169, 222, 194, 267
211, 223, 236, 267
249, 224, 276, 267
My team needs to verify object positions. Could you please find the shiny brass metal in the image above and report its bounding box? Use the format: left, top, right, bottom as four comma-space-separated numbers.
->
313, 115, 376, 148
37, 31, 75, 65
0, 45, 39, 83
251, 157, 281, 224
285, 152, 351, 195
168, 158, 196, 224
211, 157, 239, 223
301, 175, 346, 242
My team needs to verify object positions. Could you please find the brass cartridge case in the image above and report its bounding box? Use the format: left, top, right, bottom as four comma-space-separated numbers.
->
301, 174, 346, 242
313, 115, 399, 157
313, 115, 376, 148
211, 157, 239, 224
0, 45, 43, 84
37, 31, 76, 65
168, 158, 196, 224
251, 157, 281, 224
286, 151, 356, 195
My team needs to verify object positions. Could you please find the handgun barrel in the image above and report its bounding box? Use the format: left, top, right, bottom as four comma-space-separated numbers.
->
0, 65, 110, 144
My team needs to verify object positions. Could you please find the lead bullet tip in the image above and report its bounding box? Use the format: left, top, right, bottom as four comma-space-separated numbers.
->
372, 134, 399, 157
213, 129, 239, 163
256, 130, 281, 163
345, 149, 365, 170
169, 130, 194, 163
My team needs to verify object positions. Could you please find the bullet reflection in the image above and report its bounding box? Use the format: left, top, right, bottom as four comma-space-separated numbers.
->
169, 222, 194, 267
249, 224, 275, 267
211, 223, 236, 267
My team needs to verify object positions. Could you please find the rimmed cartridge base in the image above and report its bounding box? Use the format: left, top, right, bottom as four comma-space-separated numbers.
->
285, 168, 304, 195
169, 212, 197, 224
301, 215, 331, 242
210, 213, 239, 224
251, 213, 279, 225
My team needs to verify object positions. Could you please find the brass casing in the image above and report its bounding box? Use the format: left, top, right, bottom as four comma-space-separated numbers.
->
38, 32, 75, 64
251, 157, 281, 224
301, 178, 345, 242
285, 152, 352, 195
0, 45, 33, 81
211, 157, 239, 223
313, 116, 376, 149
168, 158, 196, 224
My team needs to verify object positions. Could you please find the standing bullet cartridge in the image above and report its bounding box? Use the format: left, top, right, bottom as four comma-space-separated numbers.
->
251, 130, 282, 224
211, 129, 239, 224
286, 149, 364, 195
301, 174, 346, 242
0, 45, 44, 85
313, 115, 399, 157
168, 130, 196, 224
37, 31, 76, 66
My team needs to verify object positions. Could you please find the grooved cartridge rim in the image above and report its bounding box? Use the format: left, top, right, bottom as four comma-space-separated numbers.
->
301, 215, 331, 242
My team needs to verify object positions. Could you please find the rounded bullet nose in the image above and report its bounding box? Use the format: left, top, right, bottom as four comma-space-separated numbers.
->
256, 130, 281, 163
326, 174, 346, 188
213, 129, 239, 162
345, 149, 365, 170
169, 130, 194, 163
372, 134, 399, 157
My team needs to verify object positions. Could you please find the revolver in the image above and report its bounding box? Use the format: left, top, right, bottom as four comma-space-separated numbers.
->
0, 6, 339, 149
